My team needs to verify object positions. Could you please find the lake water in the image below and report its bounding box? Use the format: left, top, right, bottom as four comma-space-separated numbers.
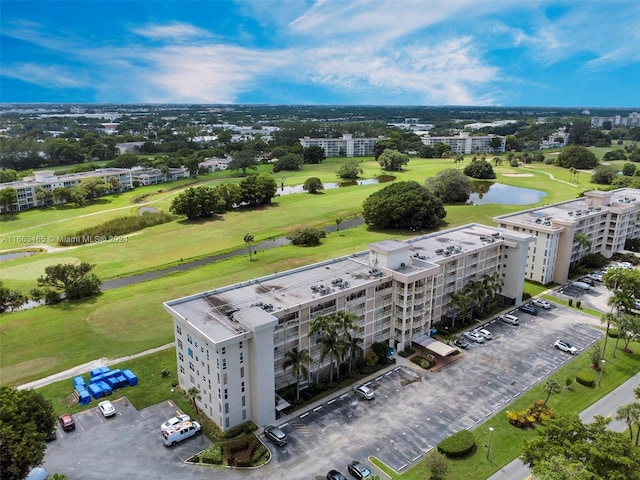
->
0, 251, 39, 262
277, 175, 395, 195
468, 181, 546, 205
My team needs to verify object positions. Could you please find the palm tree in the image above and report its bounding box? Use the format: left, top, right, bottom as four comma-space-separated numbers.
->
333, 310, 358, 336
573, 232, 592, 258
346, 333, 364, 373
187, 386, 201, 414
318, 331, 345, 384
454, 154, 464, 169
632, 403, 640, 446
447, 292, 470, 328
542, 379, 561, 406
600, 312, 617, 358
243, 233, 255, 261
482, 272, 503, 308
464, 281, 486, 317
335, 216, 344, 234
282, 347, 312, 401
616, 403, 636, 442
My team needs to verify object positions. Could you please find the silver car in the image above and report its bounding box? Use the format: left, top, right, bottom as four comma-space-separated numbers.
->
464, 331, 485, 343
354, 384, 375, 400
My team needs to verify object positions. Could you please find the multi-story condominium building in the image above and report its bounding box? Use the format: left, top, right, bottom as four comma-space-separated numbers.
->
494, 188, 640, 285
591, 112, 640, 128
299, 133, 387, 157
539, 128, 570, 149
130, 166, 189, 186
0, 169, 133, 213
419, 132, 506, 154
163, 224, 531, 431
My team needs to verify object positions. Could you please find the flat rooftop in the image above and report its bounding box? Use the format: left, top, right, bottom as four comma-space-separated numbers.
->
164, 224, 525, 343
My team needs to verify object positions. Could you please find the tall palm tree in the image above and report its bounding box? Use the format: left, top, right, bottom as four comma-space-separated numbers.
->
616, 403, 636, 442
243, 233, 254, 261
447, 292, 469, 328
187, 386, 201, 414
318, 331, 345, 384
542, 379, 561, 406
600, 312, 617, 358
333, 310, 359, 336
310, 314, 335, 336
282, 347, 312, 401
346, 333, 364, 373
573, 232, 592, 258
335, 216, 344, 234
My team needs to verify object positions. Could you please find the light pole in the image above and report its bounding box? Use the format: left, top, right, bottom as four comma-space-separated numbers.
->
598, 359, 606, 386
487, 427, 494, 464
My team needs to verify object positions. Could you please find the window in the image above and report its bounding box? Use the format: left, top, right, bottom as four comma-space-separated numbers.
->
241, 381, 245, 393
222, 358, 227, 370
241, 396, 246, 407
187, 334, 192, 344
223, 373, 228, 385
224, 403, 229, 414
240, 367, 244, 378
178, 352, 184, 362
242, 410, 247, 420
177, 339, 183, 350
240, 352, 244, 364
176, 325, 182, 335
224, 389, 228, 400
188, 348, 193, 358
225, 418, 230, 428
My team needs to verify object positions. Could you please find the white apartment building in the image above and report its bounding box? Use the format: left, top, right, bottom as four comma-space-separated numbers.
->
130, 166, 189, 186
591, 112, 640, 129
163, 224, 531, 431
540, 128, 570, 149
0, 169, 133, 213
299, 133, 387, 157
420, 132, 506, 154
494, 188, 640, 285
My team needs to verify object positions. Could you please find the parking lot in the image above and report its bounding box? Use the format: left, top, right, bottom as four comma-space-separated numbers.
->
43, 304, 602, 480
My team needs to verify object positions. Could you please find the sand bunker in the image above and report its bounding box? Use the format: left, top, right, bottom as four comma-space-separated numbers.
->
502, 173, 534, 177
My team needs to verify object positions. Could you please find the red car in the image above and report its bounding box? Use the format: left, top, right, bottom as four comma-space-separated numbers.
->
59, 414, 75, 431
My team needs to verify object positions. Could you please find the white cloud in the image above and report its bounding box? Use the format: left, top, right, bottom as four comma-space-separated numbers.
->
132, 22, 212, 42
1, 63, 85, 88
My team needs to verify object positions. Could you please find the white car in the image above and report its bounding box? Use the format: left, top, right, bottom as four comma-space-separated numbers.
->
161, 414, 191, 432
464, 331, 485, 343
354, 384, 375, 400
98, 400, 116, 418
531, 298, 551, 309
554, 340, 578, 355
476, 328, 493, 340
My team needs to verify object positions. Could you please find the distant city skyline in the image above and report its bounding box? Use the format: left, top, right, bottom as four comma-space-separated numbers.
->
1, 0, 639, 107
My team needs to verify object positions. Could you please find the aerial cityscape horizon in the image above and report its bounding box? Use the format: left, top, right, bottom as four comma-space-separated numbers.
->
1, 0, 639, 106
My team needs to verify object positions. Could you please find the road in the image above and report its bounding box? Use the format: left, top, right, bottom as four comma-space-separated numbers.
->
487, 371, 640, 480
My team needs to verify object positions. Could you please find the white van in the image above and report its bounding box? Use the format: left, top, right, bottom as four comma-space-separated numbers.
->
571, 281, 591, 291
162, 420, 201, 446
499, 314, 519, 325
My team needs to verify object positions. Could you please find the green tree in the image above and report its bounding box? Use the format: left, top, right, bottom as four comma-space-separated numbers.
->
187, 386, 201, 414
0, 386, 55, 480
424, 449, 448, 480
37, 262, 102, 300
542, 379, 561, 406
590, 165, 617, 185
0, 280, 26, 313
615, 402, 640, 443
434, 142, 452, 157
573, 232, 592, 258
287, 227, 326, 246
425, 168, 474, 203
213, 182, 242, 210
318, 331, 346, 383
0, 168, 18, 182
463, 159, 496, 179
377, 148, 410, 171
239, 174, 278, 206
244, 233, 254, 261
362, 181, 446, 229
447, 291, 471, 328
336, 161, 363, 180
169, 186, 224, 220
345, 333, 363, 374
273, 153, 303, 173
522, 413, 640, 480
622, 162, 636, 176
302, 145, 325, 164
79, 177, 109, 199
0, 187, 18, 213
228, 148, 259, 175
303, 177, 324, 194
282, 347, 312, 401
335, 216, 344, 233
556, 145, 598, 169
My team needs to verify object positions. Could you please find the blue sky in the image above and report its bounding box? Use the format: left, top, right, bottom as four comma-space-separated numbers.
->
1, 0, 639, 106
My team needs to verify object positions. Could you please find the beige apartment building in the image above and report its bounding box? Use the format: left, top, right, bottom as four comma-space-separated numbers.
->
299, 133, 387, 157
163, 224, 531, 431
494, 188, 640, 285
420, 132, 506, 154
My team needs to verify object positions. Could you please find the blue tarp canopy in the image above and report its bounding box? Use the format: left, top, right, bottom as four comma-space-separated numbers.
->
122, 369, 138, 386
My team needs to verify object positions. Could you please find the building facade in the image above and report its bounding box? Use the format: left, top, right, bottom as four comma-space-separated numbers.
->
494, 188, 640, 285
299, 133, 387, 157
420, 132, 506, 154
163, 224, 531, 431
0, 169, 133, 213
591, 112, 640, 128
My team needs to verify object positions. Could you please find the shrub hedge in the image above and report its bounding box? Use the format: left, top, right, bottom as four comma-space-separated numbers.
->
437, 429, 476, 458
608, 329, 619, 338
411, 356, 435, 370
576, 371, 596, 387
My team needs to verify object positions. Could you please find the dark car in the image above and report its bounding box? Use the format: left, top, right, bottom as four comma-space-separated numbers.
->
58, 414, 75, 431
327, 470, 348, 480
264, 424, 288, 446
453, 338, 469, 349
347, 460, 372, 479
518, 304, 538, 316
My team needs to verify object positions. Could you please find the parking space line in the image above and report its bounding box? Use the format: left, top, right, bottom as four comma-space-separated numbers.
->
340, 393, 349, 399
312, 406, 322, 412
327, 399, 336, 405
300, 412, 309, 418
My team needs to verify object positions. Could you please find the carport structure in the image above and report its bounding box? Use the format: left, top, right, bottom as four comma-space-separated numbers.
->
412, 335, 461, 368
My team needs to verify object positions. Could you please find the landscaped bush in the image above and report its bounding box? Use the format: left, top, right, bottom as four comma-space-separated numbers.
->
198, 444, 224, 465
286, 226, 326, 246
576, 371, 596, 387
411, 356, 435, 370
608, 329, 619, 338
398, 347, 415, 358
437, 429, 476, 458
222, 420, 258, 439
507, 400, 554, 428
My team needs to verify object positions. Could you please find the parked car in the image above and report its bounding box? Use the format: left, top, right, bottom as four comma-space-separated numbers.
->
531, 298, 551, 309
327, 470, 348, 480
45, 428, 57, 442
499, 313, 520, 325
347, 460, 372, 479
476, 328, 493, 340
98, 400, 116, 418
578, 277, 595, 286
58, 414, 75, 431
571, 281, 591, 291
587, 273, 604, 282
554, 340, 578, 355
264, 424, 288, 446
518, 304, 538, 316
464, 331, 485, 343
453, 338, 470, 349
161, 414, 191, 432
354, 384, 375, 400
162, 420, 201, 446
635, 299, 640, 310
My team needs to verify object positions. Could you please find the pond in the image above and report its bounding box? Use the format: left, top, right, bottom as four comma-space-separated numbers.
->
0, 251, 39, 262
467, 181, 547, 205
277, 175, 395, 195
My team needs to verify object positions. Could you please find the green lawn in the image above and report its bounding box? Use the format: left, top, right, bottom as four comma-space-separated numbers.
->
373, 338, 640, 480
